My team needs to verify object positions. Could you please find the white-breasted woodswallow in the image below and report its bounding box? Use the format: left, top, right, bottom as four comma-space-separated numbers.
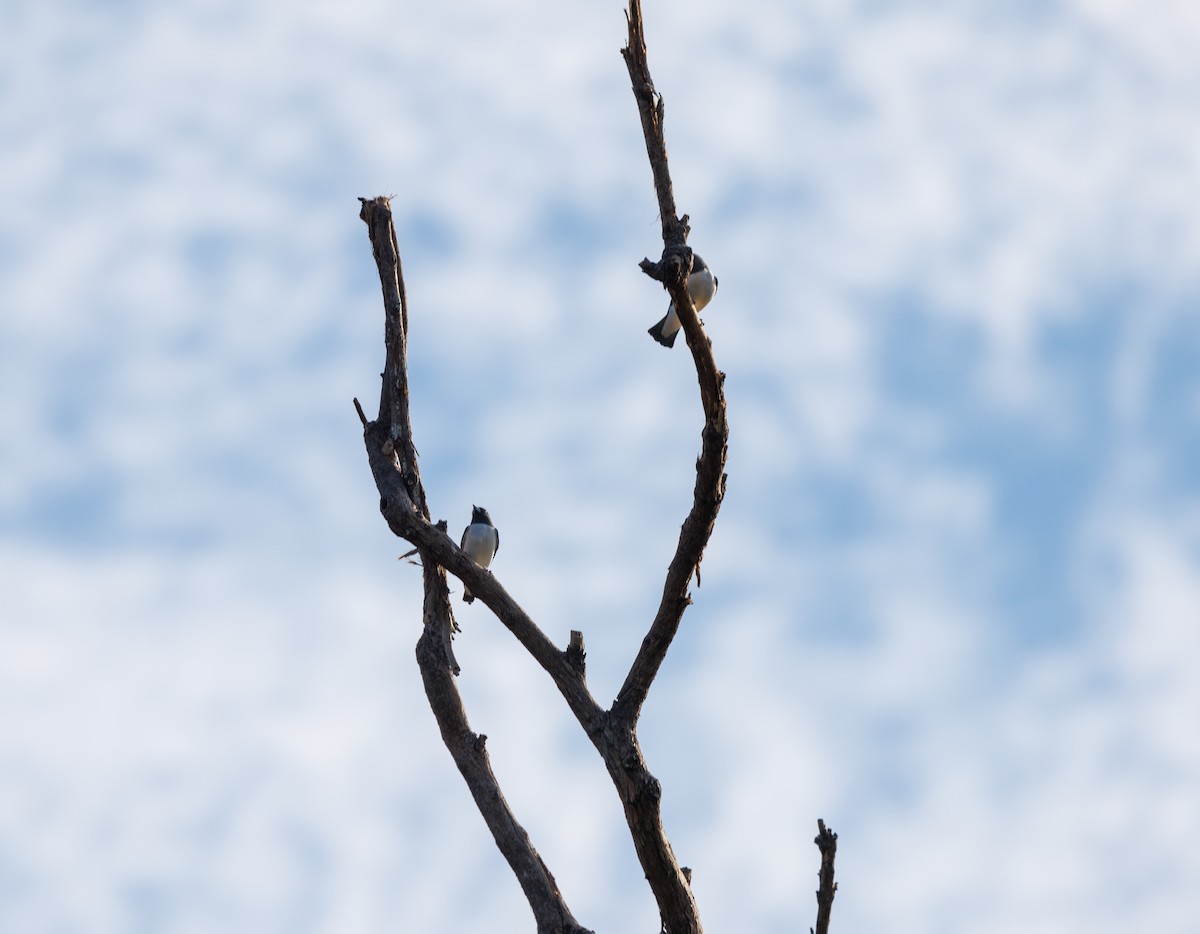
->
647, 254, 718, 348
460, 505, 499, 603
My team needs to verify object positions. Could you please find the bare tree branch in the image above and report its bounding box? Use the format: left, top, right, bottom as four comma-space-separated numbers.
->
620, 0, 687, 248
354, 4, 733, 931
414, 556, 590, 934
612, 0, 729, 733
357, 197, 592, 934
812, 819, 839, 934
365, 378, 702, 930
359, 198, 426, 519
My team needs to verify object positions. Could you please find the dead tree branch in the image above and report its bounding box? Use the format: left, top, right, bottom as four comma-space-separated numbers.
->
812, 819, 839, 934
358, 194, 706, 931
357, 198, 592, 934
613, 0, 729, 736
354, 3, 729, 931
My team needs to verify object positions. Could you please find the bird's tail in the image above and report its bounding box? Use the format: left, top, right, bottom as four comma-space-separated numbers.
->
647, 315, 678, 348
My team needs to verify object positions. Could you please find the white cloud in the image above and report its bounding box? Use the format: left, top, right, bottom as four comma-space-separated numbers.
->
2, 1, 1199, 932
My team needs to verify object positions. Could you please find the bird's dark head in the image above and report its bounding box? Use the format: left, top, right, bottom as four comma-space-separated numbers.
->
472, 506, 492, 525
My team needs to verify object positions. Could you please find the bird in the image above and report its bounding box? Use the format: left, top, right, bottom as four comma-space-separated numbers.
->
647, 254, 719, 348
459, 505, 499, 603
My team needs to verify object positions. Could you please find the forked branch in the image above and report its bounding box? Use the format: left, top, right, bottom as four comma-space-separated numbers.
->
358, 199, 592, 934
354, 3, 730, 931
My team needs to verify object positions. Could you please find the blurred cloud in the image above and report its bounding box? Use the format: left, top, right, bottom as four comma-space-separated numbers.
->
2, 0, 1198, 932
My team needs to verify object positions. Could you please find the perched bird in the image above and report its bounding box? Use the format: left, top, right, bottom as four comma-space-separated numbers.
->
647, 254, 719, 348
459, 505, 499, 603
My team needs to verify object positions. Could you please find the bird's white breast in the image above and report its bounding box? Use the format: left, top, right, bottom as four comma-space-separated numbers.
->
462, 524, 498, 568
687, 269, 717, 313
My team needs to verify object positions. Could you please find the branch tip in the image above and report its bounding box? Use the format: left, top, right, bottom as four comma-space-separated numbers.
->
566, 630, 588, 676
813, 819, 839, 934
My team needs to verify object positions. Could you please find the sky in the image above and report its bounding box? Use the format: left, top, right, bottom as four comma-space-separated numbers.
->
2, 0, 1199, 932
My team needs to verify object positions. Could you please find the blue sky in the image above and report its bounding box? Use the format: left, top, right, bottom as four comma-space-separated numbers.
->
2, 1, 1199, 932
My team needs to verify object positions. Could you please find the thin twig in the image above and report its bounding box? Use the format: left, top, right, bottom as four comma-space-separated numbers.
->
620, 0, 687, 247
